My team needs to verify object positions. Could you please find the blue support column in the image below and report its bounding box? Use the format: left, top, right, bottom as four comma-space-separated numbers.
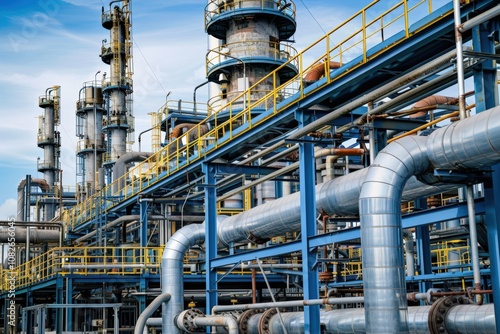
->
472, 18, 500, 332
66, 278, 73, 330
472, 22, 498, 112
55, 276, 64, 332
203, 163, 218, 317
484, 168, 500, 332
296, 110, 320, 334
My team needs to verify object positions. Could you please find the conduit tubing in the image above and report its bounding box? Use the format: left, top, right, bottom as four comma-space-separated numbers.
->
458, 3, 500, 33
360, 106, 500, 333
134, 292, 171, 334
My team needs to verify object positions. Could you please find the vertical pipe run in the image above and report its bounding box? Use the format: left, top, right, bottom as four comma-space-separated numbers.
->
360, 136, 430, 334
466, 185, 483, 304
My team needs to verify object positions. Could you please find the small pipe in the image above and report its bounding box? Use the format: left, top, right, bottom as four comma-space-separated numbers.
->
458, 3, 500, 33
251, 268, 257, 304
134, 292, 171, 334
192, 315, 238, 334
212, 296, 365, 314
466, 185, 483, 305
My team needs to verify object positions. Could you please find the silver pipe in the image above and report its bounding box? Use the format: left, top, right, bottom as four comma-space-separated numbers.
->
17, 178, 49, 221
112, 152, 152, 192
466, 184, 482, 303
403, 229, 415, 277
217, 167, 460, 247
134, 292, 171, 334
212, 297, 365, 314
192, 315, 238, 334
0, 228, 60, 243
161, 107, 500, 332
360, 135, 429, 334
360, 106, 500, 333
253, 305, 496, 334
458, 4, 500, 33
162, 222, 207, 334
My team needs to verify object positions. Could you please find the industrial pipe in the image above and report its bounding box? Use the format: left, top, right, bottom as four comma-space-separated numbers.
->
112, 152, 152, 192
162, 223, 207, 334
192, 315, 239, 334
304, 61, 341, 83
245, 305, 496, 334
212, 296, 365, 314
134, 292, 171, 334
162, 106, 500, 333
360, 105, 500, 333
0, 228, 60, 244
17, 178, 49, 221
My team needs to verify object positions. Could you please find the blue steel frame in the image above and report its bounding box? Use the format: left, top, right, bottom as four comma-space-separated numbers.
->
297, 110, 320, 334
472, 18, 500, 332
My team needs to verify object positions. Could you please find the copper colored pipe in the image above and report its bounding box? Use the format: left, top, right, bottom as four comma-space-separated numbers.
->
304, 61, 341, 82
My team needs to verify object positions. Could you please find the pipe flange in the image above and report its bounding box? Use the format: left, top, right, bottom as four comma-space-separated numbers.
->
258, 308, 285, 334
428, 295, 472, 334
176, 308, 205, 333
238, 308, 264, 334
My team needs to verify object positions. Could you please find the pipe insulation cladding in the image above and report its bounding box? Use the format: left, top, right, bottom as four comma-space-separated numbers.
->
162, 105, 500, 333
360, 106, 500, 333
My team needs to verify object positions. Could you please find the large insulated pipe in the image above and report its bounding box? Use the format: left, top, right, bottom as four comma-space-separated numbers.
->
192, 316, 238, 334
162, 107, 500, 332
250, 305, 496, 334
360, 135, 429, 333
162, 223, 207, 334
0, 228, 60, 243
359, 106, 500, 333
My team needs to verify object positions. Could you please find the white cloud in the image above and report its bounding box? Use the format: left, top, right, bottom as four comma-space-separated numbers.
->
0, 199, 17, 220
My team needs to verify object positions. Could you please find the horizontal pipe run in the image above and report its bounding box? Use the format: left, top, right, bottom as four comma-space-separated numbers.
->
458, 4, 500, 32
212, 297, 365, 314
192, 316, 238, 334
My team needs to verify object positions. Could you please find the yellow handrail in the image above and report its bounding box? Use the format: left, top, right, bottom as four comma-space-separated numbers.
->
0, 246, 164, 293
64, 0, 452, 230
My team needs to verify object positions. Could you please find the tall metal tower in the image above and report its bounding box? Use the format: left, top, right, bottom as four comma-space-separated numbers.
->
205, 0, 298, 116
75, 80, 106, 201
37, 85, 61, 220
100, 0, 134, 168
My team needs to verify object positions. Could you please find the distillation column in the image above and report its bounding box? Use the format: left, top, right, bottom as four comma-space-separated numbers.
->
205, 0, 298, 117
100, 0, 134, 167
76, 81, 106, 200
37, 86, 61, 220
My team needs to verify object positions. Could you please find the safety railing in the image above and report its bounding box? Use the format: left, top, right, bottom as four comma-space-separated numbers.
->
205, 0, 296, 27
0, 246, 163, 293
206, 41, 298, 74
64, 0, 454, 230
432, 242, 470, 272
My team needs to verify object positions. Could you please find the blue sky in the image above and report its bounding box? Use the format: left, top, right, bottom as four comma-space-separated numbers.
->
2, 0, 458, 219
